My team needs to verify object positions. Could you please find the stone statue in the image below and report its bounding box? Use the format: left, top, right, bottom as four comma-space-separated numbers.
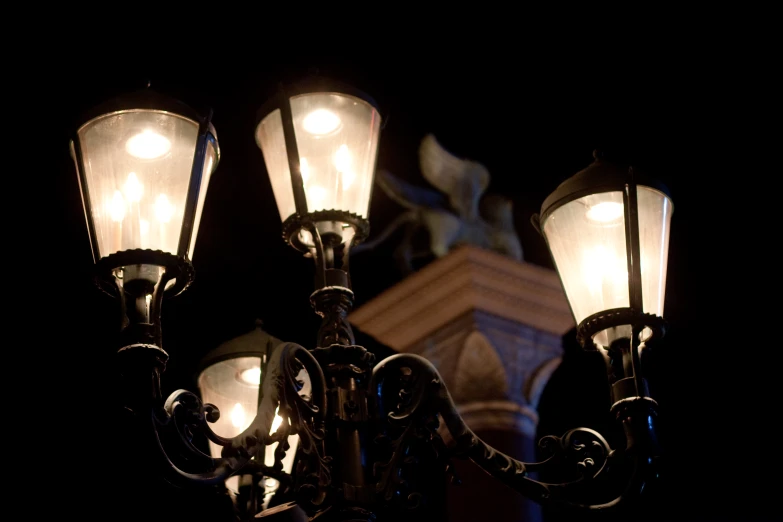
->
353, 134, 523, 274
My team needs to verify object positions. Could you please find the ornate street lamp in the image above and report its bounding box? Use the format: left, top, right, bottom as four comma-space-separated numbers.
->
71, 81, 673, 522
254, 78, 380, 297
197, 323, 306, 517
70, 87, 219, 353
533, 150, 673, 420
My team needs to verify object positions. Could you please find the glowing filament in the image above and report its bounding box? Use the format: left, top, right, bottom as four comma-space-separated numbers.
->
582, 246, 628, 297
231, 403, 247, 430
108, 191, 126, 222
123, 172, 144, 203
302, 109, 341, 135
586, 202, 624, 223
333, 144, 351, 172
155, 194, 174, 223
126, 129, 171, 159
240, 367, 261, 385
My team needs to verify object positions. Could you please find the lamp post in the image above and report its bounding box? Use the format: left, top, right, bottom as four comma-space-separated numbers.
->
533, 150, 673, 458
71, 80, 673, 522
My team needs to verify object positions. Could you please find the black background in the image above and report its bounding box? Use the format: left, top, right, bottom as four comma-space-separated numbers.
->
17, 31, 776, 522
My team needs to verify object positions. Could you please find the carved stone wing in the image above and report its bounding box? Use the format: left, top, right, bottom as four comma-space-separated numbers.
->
419, 134, 490, 220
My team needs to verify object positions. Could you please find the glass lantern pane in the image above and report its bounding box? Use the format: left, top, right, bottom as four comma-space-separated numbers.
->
290, 93, 380, 218
77, 110, 199, 258
187, 139, 218, 260
197, 356, 263, 444
197, 358, 306, 496
542, 191, 629, 327
637, 186, 674, 318
256, 109, 297, 222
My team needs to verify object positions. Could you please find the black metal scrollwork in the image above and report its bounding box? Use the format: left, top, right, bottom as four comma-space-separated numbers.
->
370, 353, 657, 512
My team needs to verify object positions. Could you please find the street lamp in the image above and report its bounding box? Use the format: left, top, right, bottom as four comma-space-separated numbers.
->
70, 85, 219, 371
534, 150, 673, 417
71, 81, 673, 522
255, 78, 381, 308
197, 323, 306, 517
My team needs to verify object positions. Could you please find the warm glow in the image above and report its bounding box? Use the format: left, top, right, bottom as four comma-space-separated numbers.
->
231, 403, 247, 429
154, 194, 174, 223
126, 129, 172, 159
300, 158, 311, 183
240, 367, 261, 385
334, 145, 356, 189
342, 170, 356, 189
582, 246, 628, 295
302, 109, 341, 135
123, 172, 144, 203
307, 185, 327, 208
139, 219, 150, 236
333, 144, 351, 172
586, 201, 624, 223
108, 190, 126, 222
270, 405, 283, 435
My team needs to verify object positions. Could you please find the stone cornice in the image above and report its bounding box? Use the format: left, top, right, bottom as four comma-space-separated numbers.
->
350, 245, 574, 351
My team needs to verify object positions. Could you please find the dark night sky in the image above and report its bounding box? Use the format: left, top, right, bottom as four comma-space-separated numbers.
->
23, 42, 776, 522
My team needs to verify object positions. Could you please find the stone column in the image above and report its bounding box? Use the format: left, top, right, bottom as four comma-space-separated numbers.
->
349, 245, 573, 522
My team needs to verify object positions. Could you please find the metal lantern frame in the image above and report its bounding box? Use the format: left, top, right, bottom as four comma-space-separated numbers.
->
72, 87, 670, 522
254, 78, 380, 295
535, 150, 671, 350
70, 88, 220, 298
532, 150, 672, 441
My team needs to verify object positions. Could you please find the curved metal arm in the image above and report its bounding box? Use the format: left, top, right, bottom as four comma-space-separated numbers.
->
123, 340, 329, 496
370, 353, 659, 512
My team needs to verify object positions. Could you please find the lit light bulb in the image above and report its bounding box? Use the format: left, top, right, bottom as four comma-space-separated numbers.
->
302, 109, 341, 135
582, 245, 628, 296
123, 172, 144, 203
586, 201, 624, 223
108, 190, 126, 222
333, 144, 351, 172
270, 405, 284, 435
126, 129, 171, 159
231, 403, 247, 430
154, 194, 174, 223
240, 367, 261, 385
299, 158, 311, 184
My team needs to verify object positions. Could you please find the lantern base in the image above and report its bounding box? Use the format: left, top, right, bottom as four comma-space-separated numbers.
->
93, 249, 194, 298
282, 210, 369, 253
576, 307, 667, 349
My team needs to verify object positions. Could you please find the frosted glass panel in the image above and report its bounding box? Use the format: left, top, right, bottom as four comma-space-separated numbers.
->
197, 358, 306, 496
543, 191, 629, 326
637, 186, 674, 318
290, 93, 380, 218
77, 110, 199, 258
255, 109, 296, 222
543, 186, 673, 347
255, 94, 381, 223
198, 356, 263, 443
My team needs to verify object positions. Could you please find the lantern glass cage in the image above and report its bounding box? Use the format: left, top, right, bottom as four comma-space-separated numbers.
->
541, 186, 673, 347
255, 92, 381, 228
75, 109, 217, 260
